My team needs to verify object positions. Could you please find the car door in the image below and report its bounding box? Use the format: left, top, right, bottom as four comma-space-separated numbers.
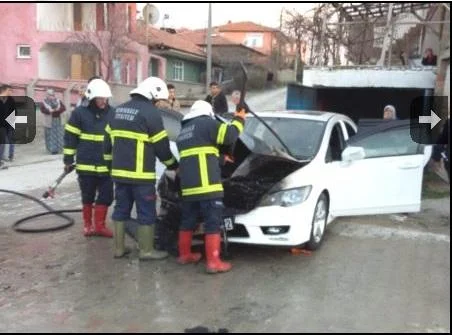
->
329, 121, 426, 216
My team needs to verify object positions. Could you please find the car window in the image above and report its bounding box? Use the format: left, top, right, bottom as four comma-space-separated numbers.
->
344, 121, 357, 138
326, 122, 346, 162
349, 127, 420, 159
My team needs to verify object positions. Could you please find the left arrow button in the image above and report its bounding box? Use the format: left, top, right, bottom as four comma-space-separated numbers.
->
6, 110, 28, 129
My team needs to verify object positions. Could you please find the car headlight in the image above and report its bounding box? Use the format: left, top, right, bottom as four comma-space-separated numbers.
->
260, 186, 312, 207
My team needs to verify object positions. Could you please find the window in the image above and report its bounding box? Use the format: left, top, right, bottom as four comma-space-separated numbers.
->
244, 33, 264, 48
126, 5, 132, 33
112, 58, 121, 82
326, 123, 346, 162
349, 127, 420, 159
172, 61, 184, 81
17, 45, 31, 59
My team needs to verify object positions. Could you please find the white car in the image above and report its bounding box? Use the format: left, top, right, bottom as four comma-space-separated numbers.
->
158, 110, 431, 250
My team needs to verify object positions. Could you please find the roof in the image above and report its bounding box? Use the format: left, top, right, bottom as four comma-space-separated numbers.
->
332, 3, 434, 20
179, 30, 268, 56
179, 30, 237, 46
216, 21, 278, 33
136, 26, 206, 58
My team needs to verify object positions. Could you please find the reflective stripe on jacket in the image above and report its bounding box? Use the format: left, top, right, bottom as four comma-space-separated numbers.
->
63, 104, 113, 176
176, 115, 244, 201
104, 95, 178, 184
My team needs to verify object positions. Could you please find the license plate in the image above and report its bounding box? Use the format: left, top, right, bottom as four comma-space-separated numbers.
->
223, 216, 234, 231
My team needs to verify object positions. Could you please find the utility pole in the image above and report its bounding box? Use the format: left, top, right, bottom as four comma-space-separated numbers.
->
276, 7, 283, 70
144, 3, 150, 77
206, 3, 212, 93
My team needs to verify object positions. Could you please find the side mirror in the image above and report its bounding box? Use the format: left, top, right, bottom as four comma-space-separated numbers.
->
342, 146, 366, 162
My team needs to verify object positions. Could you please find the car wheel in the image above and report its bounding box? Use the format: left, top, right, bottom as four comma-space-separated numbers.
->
305, 193, 328, 251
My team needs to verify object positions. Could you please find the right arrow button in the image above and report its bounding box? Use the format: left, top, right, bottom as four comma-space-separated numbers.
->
419, 109, 442, 130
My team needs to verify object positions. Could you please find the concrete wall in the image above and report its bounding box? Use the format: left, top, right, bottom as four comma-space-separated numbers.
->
166, 80, 205, 98
109, 83, 135, 106
0, 3, 39, 84
302, 68, 437, 89
277, 69, 296, 83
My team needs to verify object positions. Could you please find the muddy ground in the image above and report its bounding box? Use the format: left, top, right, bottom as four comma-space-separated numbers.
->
0, 178, 449, 332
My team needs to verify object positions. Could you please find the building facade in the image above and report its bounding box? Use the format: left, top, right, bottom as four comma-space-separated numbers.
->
0, 3, 153, 87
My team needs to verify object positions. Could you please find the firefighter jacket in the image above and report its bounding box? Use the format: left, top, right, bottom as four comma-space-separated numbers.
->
63, 104, 114, 176
176, 115, 244, 201
104, 95, 178, 185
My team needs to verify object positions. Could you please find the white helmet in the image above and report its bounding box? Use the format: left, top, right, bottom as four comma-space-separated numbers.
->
85, 79, 112, 100
183, 100, 214, 121
130, 76, 169, 100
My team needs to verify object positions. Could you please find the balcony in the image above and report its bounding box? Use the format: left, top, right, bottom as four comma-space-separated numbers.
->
37, 3, 97, 32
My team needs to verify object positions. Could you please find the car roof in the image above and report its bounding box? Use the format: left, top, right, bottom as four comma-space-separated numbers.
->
253, 110, 348, 122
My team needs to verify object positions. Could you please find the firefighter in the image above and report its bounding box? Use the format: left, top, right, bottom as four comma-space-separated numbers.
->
104, 77, 179, 260
63, 78, 114, 237
176, 100, 246, 274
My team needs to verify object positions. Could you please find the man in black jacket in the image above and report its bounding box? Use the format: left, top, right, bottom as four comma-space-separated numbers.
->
205, 82, 228, 116
176, 100, 246, 274
0, 84, 16, 167
63, 79, 115, 238
104, 77, 179, 260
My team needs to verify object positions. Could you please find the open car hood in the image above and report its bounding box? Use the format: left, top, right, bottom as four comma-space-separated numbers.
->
159, 108, 309, 214
222, 132, 309, 213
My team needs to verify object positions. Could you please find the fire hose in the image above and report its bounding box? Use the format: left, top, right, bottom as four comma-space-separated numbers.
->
1, 169, 230, 256
0, 165, 80, 233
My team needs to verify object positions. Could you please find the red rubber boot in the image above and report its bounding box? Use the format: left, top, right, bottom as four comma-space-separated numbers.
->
177, 231, 202, 264
93, 205, 113, 238
205, 234, 232, 274
82, 204, 94, 236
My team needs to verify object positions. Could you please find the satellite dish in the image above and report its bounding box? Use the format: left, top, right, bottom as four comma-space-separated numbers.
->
143, 4, 160, 25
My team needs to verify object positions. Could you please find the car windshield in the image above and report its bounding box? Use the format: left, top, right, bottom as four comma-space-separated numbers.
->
243, 116, 326, 160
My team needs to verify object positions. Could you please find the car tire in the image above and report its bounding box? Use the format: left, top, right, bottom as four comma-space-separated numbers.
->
305, 193, 329, 251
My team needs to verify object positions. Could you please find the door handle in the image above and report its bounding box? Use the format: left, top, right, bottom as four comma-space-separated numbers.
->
398, 162, 420, 169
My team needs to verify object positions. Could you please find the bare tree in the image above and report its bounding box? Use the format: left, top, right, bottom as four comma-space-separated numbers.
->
66, 6, 134, 81
284, 4, 390, 66
284, 10, 308, 68
284, 4, 339, 67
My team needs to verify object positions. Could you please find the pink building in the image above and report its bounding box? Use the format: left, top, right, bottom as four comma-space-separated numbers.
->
0, 3, 163, 90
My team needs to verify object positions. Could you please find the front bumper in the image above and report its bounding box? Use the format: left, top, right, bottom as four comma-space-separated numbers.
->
226, 199, 316, 246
